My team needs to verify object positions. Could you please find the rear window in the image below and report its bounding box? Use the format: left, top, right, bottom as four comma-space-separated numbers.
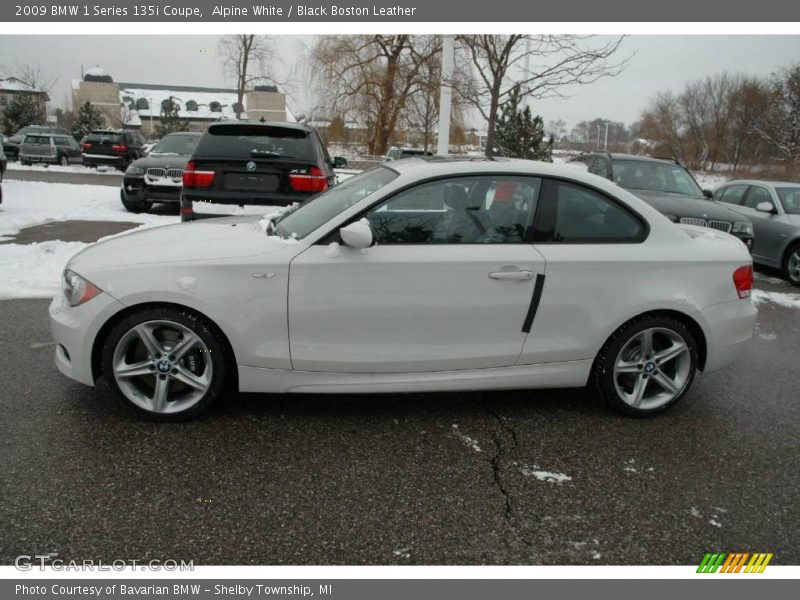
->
86, 132, 123, 144
24, 135, 51, 145
196, 125, 315, 161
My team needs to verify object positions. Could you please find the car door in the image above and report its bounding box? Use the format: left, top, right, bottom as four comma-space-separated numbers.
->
736, 185, 790, 266
288, 175, 546, 373
519, 178, 649, 365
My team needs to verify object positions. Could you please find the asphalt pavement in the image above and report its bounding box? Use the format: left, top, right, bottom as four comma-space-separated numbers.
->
4, 167, 123, 187
0, 259, 798, 565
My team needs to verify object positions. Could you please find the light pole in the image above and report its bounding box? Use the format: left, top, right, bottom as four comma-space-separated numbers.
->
436, 35, 455, 156
604, 121, 609, 151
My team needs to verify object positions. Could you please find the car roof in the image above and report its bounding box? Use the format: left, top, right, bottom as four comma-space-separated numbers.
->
207, 120, 313, 133
581, 152, 683, 165
162, 131, 202, 137
722, 179, 800, 188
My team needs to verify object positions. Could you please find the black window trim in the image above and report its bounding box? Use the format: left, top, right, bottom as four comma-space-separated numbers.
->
531, 176, 650, 245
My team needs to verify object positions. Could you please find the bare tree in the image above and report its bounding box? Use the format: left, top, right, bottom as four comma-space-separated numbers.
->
312, 35, 442, 155
455, 35, 628, 157
754, 64, 800, 176
218, 35, 280, 120
11, 64, 58, 93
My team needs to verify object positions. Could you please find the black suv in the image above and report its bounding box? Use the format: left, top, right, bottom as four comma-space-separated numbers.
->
181, 121, 347, 221
81, 129, 145, 170
121, 132, 201, 213
570, 152, 754, 249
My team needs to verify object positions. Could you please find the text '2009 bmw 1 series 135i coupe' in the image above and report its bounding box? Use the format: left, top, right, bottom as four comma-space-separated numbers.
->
50, 157, 757, 420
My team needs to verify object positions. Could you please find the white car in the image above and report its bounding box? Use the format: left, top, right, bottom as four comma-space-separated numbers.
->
50, 158, 757, 420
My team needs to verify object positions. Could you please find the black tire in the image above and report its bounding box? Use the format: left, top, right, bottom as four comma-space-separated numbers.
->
781, 241, 800, 287
101, 306, 229, 421
593, 314, 698, 417
120, 188, 153, 213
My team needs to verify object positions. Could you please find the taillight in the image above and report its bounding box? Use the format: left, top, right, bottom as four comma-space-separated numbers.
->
289, 166, 328, 193
732, 265, 753, 299
182, 161, 215, 188
81, 142, 92, 151
111, 144, 128, 153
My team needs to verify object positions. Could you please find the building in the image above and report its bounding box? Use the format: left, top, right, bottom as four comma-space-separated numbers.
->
71, 66, 291, 136
0, 77, 49, 126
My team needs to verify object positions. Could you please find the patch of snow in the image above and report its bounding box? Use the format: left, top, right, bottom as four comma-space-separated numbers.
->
520, 464, 572, 483
592, 552, 602, 560
7, 163, 116, 176
690, 507, 702, 518
759, 332, 778, 341
709, 519, 722, 528
0, 241, 86, 299
752, 289, 800, 309
392, 548, 411, 559
451, 424, 482, 453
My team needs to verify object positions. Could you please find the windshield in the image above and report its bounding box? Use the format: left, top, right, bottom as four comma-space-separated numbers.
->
276, 167, 398, 240
777, 187, 800, 215
612, 160, 703, 196
151, 134, 200, 155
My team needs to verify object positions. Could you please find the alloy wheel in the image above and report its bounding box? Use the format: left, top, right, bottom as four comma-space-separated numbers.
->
788, 249, 800, 284
613, 327, 692, 410
112, 319, 212, 415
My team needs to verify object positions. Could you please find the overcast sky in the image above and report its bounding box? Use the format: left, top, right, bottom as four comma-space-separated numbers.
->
1, 35, 798, 131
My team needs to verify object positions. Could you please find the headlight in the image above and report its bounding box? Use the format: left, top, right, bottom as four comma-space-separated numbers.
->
663, 214, 679, 222
63, 269, 102, 307
126, 165, 145, 176
732, 222, 753, 235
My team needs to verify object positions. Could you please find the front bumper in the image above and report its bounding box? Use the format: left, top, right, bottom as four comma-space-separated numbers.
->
699, 298, 757, 372
122, 177, 182, 204
49, 291, 125, 387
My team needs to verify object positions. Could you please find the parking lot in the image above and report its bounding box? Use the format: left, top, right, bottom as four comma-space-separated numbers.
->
0, 215, 798, 565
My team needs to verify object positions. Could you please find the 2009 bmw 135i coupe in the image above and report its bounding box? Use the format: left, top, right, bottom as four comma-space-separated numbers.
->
50, 157, 757, 420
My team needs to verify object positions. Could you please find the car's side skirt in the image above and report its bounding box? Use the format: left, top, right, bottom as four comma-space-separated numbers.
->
237, 360, 593, 394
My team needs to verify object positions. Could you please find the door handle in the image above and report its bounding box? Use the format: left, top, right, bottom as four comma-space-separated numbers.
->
489, 270, 534, 281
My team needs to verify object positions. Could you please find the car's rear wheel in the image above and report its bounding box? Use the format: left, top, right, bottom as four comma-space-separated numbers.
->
120, 188, 153, 213
782, 242, 800, 287
594, 315, 698, 416
101, 307, 228, 421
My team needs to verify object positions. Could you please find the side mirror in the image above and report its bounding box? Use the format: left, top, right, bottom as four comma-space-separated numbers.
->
756, 202, 776, 214
703, 189, 713, 199
332, 156, 348, 169
339, 219, 373, 249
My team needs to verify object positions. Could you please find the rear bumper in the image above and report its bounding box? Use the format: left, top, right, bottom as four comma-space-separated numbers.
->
19, 153, 58, 164
181, 190, 309, 221
83, 153, 124, 167
699, 298, 757, 372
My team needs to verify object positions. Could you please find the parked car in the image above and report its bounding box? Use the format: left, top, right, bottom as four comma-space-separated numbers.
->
570, 152, 755, 249
3, 125, 71, 160
713, 180, 800, 286
81, 129, 145, 170
385, 146, 433, 161
50, 157, 756, 421
120, 132, 202, 213
180, 121, 347, 221
19, 133, 82, 166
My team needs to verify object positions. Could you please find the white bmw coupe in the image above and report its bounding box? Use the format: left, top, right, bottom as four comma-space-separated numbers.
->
50, 157, 756, 420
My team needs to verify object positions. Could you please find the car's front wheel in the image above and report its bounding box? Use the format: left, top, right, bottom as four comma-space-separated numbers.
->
594, 315, 698, 416
101, 307, 228, 420
120, 188, 153, 213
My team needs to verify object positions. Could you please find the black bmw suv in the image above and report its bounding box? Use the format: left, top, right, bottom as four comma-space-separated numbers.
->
181, 121, 347, 221
570, 152, 754, 249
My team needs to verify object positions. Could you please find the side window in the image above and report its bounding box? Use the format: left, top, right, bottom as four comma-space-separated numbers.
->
717, 184, 748, 205
53, 138, 68, 147
744, 186, 775, 210
364, 176, 540, 244
534, 179, 644, 243
589, 156, 609, 178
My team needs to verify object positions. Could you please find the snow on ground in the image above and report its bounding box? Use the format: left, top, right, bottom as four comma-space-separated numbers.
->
7, 162, 119, 175
519, 464, 572, 483
752, 289, 800, 309
0, 180, 178, 299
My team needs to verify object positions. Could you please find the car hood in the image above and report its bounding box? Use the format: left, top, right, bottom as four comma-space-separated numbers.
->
625, 189, 745, 221
68, 216, 298, 276
129, 153, 192, 171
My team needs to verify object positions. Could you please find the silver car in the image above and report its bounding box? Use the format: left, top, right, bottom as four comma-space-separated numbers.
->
714, 180, 800, 285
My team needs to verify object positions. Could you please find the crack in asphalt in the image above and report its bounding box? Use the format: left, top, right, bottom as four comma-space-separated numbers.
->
480, 395, 535, 555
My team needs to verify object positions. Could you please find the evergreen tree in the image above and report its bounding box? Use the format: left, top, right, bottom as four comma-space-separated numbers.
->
72, 102, 105, 140
493, 85, 553, 161
155, 98, 190, 138
1, 93, 46, 136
